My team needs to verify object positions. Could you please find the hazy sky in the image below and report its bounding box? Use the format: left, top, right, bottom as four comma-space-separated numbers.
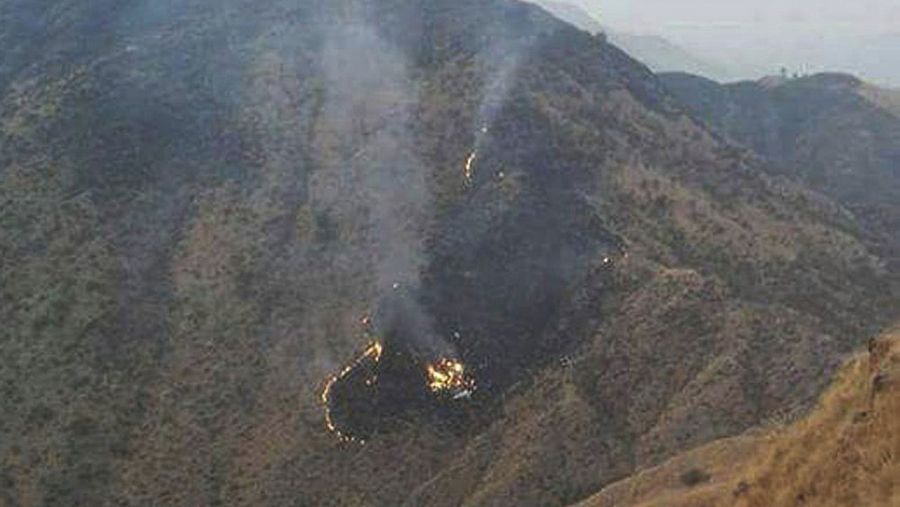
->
566, 0, 900, 85
582, 0, 900, 38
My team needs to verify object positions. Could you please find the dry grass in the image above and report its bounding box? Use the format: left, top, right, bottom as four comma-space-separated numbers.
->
859, 84, 900, 117
736, 326, 900, 507
577, 325, 900, 507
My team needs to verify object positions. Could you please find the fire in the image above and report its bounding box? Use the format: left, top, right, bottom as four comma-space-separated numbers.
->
426, 358, 476, 398
464, 152, 477, 187
321, 340, 383, 443
320, 315, 479, 443
365, 341, 384, 362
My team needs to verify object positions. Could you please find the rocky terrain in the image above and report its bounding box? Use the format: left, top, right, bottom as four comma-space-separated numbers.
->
661, 71, 900, 278
0, 1, 896, 506
576, 325, 900, 507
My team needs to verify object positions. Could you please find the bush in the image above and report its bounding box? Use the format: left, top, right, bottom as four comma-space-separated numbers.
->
680, 468, 711, 487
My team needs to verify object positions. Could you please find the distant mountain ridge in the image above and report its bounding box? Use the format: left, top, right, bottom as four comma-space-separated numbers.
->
527, 0, 603, 34
606, 31, 732, 81
525, 0, 732, 81
0, 1, 896, 505
660, 71, 900, 281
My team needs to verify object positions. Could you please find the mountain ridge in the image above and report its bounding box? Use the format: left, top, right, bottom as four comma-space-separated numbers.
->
0, 1, 895, 505
575, 324, 900, 507
524, 0, 733, 81
660, 70, 900, 282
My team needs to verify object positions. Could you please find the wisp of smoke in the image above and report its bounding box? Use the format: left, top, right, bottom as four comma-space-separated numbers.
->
467, 28, 536, 183
316, 17, 450, 357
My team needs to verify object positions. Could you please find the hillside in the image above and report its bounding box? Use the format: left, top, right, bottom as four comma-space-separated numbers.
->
660, 72, 900, 278
576, 325, 900, 507
524, 0, 603, 34
605, 32, 731, 82
525, 0, 731, 80
0, 1, 896, 505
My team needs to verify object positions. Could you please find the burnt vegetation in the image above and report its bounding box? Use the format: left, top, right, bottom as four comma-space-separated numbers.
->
0, 0, 897, 506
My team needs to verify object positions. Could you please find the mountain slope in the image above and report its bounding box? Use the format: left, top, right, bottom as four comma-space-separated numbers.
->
605, 32, 732, 81
525, 0, 731, 80
0, 1, 896, 506
576, 325, 900, 507
525, 0, 603, 34
660, 71, 900, 278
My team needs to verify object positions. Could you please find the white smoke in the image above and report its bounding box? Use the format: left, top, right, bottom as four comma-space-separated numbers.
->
312, 17, 452, 358
468, 31, 535, 182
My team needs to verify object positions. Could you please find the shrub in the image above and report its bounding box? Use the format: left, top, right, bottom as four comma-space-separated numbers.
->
680, 467, 711, 487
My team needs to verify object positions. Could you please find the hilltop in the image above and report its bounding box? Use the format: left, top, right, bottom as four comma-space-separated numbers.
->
0, 1, 896, 505
576, 325, 900, 507
661, 71, 900, 280
525, 0, 732, 80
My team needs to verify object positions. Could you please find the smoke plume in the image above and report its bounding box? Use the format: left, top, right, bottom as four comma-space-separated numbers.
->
314, 15, 449, 358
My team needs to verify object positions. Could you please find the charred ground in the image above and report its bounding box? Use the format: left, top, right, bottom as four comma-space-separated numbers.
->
0, 1, 896, 506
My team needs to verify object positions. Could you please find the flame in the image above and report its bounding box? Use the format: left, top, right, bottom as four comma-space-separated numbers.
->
464, 152, 477, 187
426, 358, 476, 396
321, 340, 383, 443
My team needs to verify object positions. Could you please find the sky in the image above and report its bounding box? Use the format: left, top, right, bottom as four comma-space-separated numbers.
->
583, 0, 900, 38
569, 0, 900, 86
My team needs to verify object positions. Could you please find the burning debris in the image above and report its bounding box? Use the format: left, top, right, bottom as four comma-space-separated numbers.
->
427, 358, 476, 399
321, 341, 477, 443
320, 291, 478, 443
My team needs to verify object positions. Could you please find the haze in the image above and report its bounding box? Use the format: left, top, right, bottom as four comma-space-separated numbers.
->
569, 0, 900, 86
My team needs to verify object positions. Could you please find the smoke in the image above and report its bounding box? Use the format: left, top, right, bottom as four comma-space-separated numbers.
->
476, 43, 527, 139
309, 4, 538, 359
468, 27, 536, 180
314, 16, 449, 358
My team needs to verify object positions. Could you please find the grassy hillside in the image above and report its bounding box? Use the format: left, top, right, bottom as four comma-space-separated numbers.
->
0, 1, 896, 505
661, 72, 900, 282
576, 325, 900, 507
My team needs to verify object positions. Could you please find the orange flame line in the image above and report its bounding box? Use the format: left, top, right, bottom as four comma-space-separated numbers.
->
464, 152, 477, 187
320, 341, 383, 444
